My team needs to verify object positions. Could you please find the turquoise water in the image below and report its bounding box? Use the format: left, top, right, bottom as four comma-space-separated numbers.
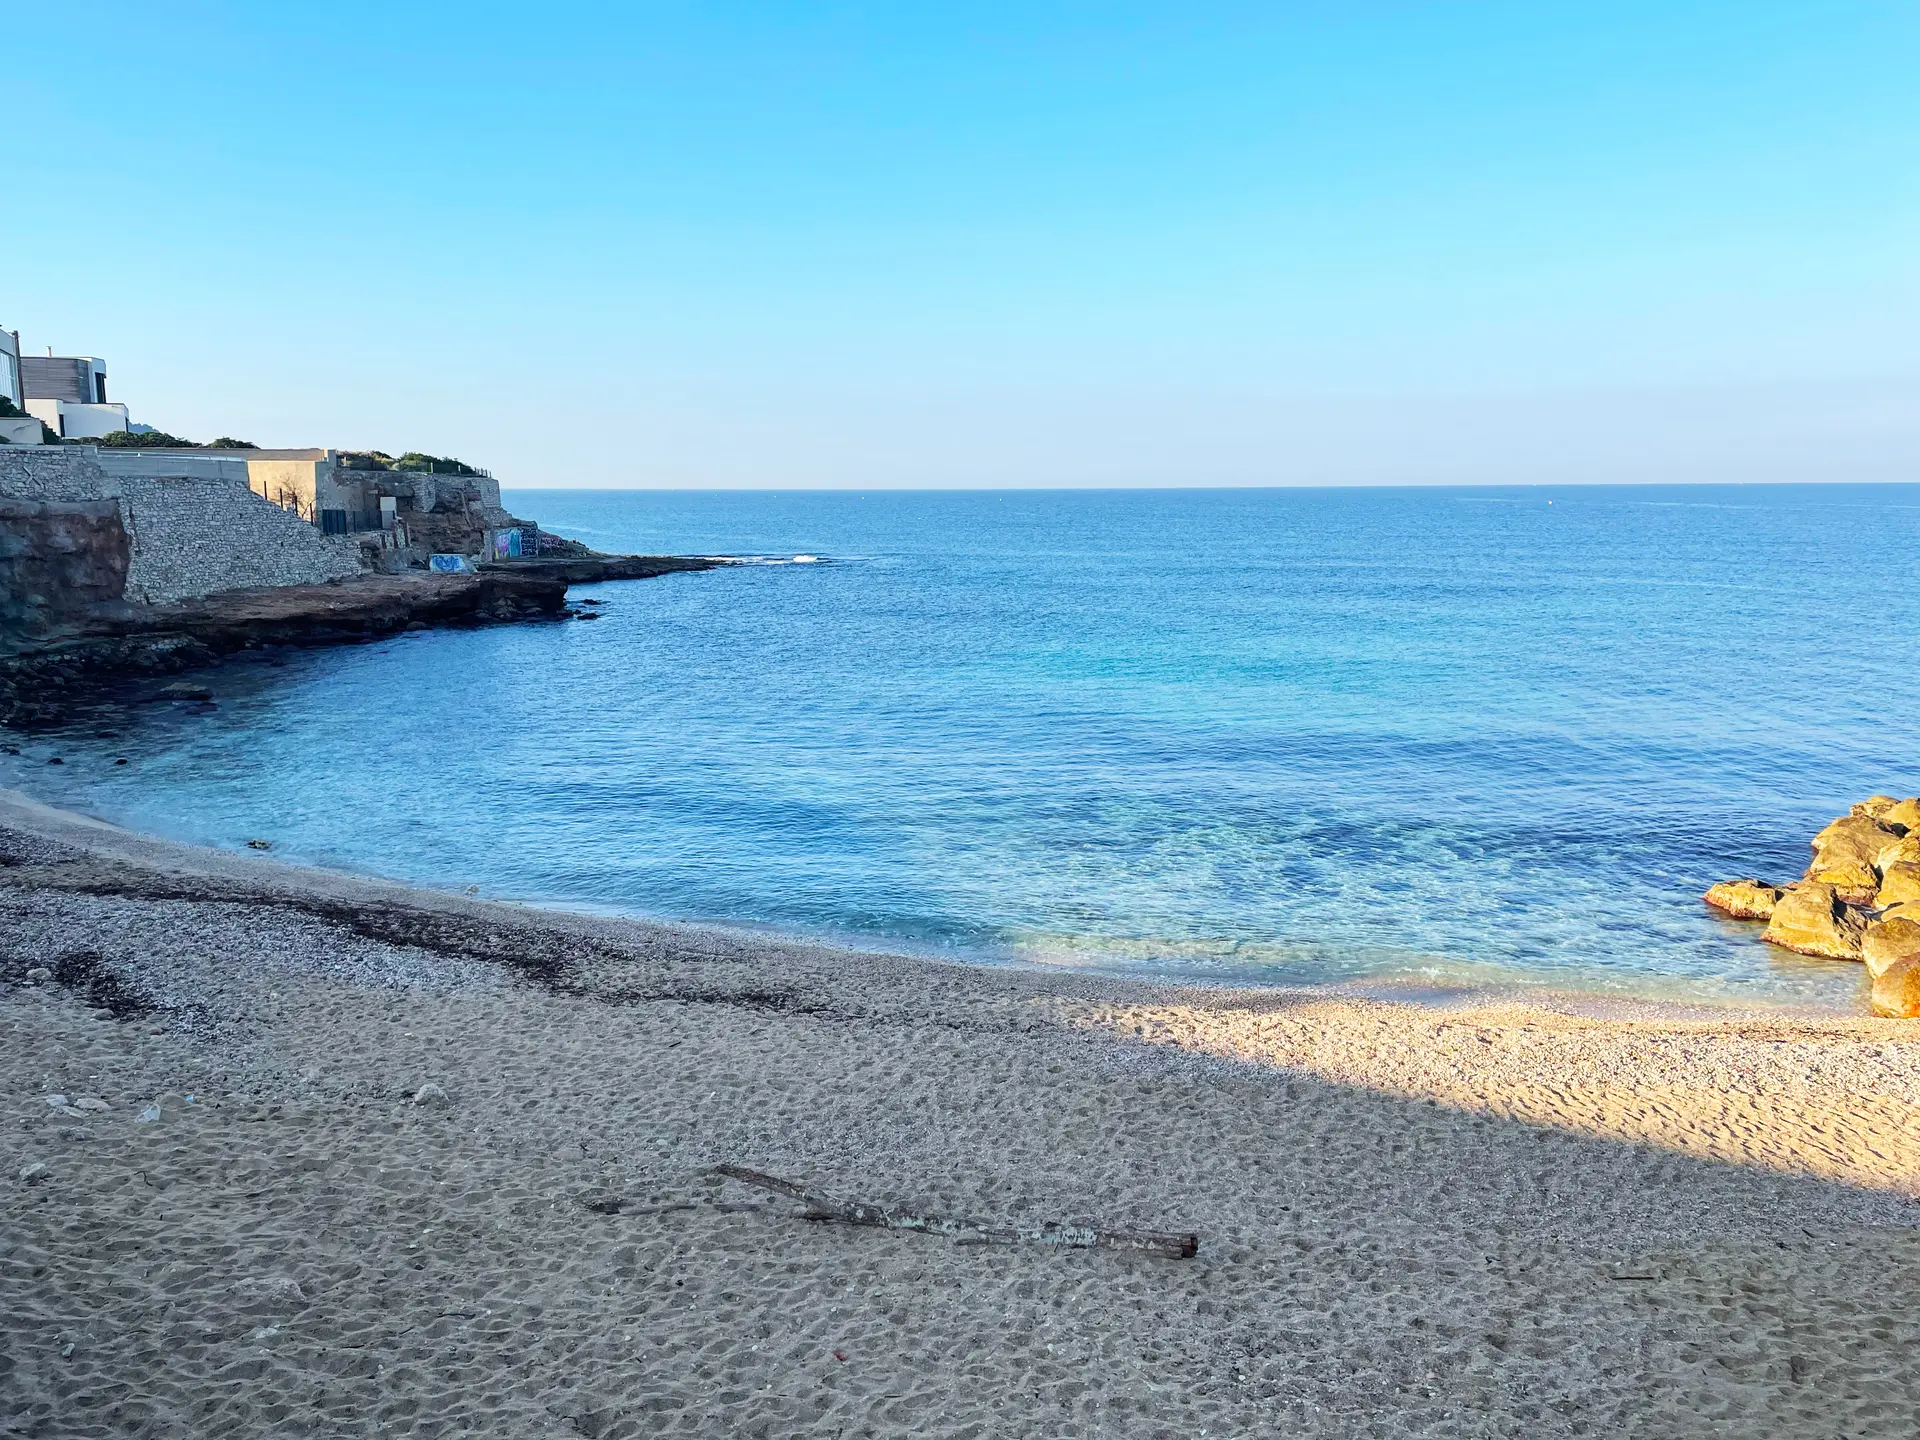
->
8, 486, 1920, 1010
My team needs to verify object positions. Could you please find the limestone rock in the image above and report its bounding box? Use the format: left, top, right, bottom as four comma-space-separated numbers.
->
1870, 955, 1920, 1018
1876, 862, 1920, 910
1851, 795, 1901, 819
1762, 882, 1865, 960
1703, 880, 1783, 920
1876, 833, 1920, 872
411, 1082, 449, 1109
1807, 816, 1897, 902
1863, 915, 1920, 979
1884, 797, 1920, 830
18, 1161, 48, 1184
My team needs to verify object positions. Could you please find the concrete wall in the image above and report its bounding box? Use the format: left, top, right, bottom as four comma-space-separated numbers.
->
93, 450, 252, 484
0, 418, 42, 446
0, 446, 365, 606
24, 398, 132, 439
246, 457, 321, 518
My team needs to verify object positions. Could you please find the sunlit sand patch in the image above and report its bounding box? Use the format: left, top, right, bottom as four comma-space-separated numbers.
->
1066, 996, 1920, 1196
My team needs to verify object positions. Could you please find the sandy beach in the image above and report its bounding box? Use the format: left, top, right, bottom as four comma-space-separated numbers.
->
4, 787, 1920, 1438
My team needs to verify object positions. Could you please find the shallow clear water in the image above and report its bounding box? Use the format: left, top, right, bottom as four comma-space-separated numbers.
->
9, 486, 1920, 1011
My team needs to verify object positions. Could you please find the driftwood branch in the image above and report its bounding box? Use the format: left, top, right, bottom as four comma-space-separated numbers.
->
713, 1164, 1198, 1259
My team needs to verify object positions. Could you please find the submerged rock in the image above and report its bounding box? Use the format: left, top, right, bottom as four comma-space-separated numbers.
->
1871, 955, 1920, 1019
1761, 882, 1865, 961
1703, 880, 1783, 920
1862, 914, 1920, 979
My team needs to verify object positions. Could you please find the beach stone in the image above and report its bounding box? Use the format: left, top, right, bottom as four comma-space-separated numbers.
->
51, 1126, 92, 1141
42, 1094, 69, 1109
1703, 880, 1783, 920
1870, 955, 1920, 1019
1862, 915, 1920, 979
1806, 816, 1896, 902
1762, 882, 1865, 960
1876, 834, 1920, 872
71, 1096, 108, 1113
1851, 796, 1901, 819
1883, 797, 1920, 829
25, 967, 50, 983
1875, 862, 1920, 909
18, 1161, 48, 1184
411, 1082, 449, 1109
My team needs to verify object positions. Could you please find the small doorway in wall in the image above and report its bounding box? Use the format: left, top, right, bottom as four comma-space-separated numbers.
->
93, 373, 107, 404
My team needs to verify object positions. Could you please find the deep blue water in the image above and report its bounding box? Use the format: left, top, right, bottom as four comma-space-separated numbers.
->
9, 486, 1920, 1011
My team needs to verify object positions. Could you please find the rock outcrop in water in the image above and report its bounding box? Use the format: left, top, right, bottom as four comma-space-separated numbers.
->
1700, 880, 1782, 920
1706, 797, 1920, 1016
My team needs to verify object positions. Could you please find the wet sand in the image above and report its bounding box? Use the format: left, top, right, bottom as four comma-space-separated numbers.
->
3, 787, 1919, 1437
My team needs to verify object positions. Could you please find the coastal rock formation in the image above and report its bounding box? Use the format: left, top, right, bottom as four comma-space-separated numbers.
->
1760, 882, 1864, 961
1711, 797, 1920, 1013
1702, 879, 1783, 920
1862, 914, 1920, 979
1875, 862, 1920, 909
1871, 955, 1920, 1019
1806, 815, 1901, 903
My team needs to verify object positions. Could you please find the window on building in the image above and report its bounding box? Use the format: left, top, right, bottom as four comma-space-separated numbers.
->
94, 372, 107, 403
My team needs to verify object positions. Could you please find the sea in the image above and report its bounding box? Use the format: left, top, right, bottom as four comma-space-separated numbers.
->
8, 485, 1920, 1013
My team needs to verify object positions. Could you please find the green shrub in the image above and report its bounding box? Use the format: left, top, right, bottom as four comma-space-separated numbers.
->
91, 429, 200, 448
209, 436, 257, 449
392, 452, 478, 475
0, 396, 22, 418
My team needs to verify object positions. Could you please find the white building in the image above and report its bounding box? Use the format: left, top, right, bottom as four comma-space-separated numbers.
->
0, 328, 41, 445
22, 352, 131, 439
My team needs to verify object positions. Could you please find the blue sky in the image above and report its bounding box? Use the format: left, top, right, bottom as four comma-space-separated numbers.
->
6, 2, 1915, 486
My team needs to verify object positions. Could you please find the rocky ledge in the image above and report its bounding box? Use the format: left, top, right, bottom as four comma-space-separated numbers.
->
1706, 795, 1920, 1017
0, 557, 718, 726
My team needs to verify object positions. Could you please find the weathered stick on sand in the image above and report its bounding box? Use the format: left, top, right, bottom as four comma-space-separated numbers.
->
715, 1164, 1200, 1259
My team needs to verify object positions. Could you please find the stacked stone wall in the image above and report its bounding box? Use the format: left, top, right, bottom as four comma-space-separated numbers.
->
117, 475, 364, 604
0, 447, 365, 606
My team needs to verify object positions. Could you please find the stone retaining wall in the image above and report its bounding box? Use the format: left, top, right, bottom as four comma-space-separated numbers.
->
0, 446, 365, 606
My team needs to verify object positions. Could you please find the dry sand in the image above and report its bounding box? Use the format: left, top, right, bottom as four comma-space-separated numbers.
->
3, 787, 1919, 1438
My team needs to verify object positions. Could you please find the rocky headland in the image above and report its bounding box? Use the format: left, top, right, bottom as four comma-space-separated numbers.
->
1705, 795, 1920, 1017
0, 555, 718, 727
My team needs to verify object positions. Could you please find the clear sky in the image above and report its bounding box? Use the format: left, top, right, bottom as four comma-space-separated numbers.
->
7, 2, 1915, 487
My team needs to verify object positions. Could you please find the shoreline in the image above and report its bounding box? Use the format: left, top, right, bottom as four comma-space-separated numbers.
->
0, 767, 1876, 1025
5, 787, 1920, 1434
